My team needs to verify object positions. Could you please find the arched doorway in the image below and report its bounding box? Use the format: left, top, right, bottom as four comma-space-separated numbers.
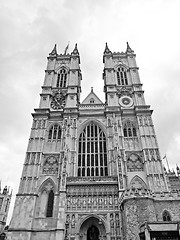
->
79, 216, 106, 240
87, 225, 99, 240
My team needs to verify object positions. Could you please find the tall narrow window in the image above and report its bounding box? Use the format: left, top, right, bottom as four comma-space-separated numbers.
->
117, 67, 128, 85
123, 121, 137, 138
48, 124, 61, 140
46, 190, 54, 217
56, 68, 67, 88
78, 122, 108, 177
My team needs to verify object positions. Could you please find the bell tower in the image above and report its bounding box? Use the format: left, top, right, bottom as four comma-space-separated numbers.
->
103, 42, 168, 192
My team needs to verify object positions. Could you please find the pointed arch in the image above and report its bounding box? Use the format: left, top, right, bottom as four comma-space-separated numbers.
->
56, 66, 69, 88
77, 121, 108, 177
114, 64, 129, 86
162, 210, 171, 221
35, 178, 56, 218
38, 177, 56, 193
129, 175, 148, 190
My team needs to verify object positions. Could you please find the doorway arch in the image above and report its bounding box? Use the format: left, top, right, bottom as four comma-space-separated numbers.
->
79, 216, 106, 240
87, 225, 99, 240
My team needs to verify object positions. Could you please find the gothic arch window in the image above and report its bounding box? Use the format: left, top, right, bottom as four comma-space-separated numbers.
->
117, 66, 128, 85
56, 68, 68, 88
48, 124, 61, 141
162, 210, 171, 221
35, 180, 55, 218
46, 190, 54, 217
78, 122, 108, 177
123, 121, 137, 138
129, 175, 148, 189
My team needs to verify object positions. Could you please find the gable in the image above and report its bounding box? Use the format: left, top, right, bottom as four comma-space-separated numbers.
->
81, 89, 103, 104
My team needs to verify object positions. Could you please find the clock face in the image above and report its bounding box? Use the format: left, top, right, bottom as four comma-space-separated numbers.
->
51, 92, 66, 110
119, 96, 133, 108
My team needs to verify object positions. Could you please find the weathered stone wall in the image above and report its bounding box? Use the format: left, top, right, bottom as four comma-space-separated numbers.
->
154, 199, 180, 221
123, 197, 156, 240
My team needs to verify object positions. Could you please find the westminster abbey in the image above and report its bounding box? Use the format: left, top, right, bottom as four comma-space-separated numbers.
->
7, 43, 180, 240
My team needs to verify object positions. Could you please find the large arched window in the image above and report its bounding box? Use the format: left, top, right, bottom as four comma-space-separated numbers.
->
46, 190, 54, 217
56, 68, 67, 88
78, 122, 108, 177
162, 210, 171, 221
117, 67, 128, 85
48, 124, 61, 140
123, 121, 137, 138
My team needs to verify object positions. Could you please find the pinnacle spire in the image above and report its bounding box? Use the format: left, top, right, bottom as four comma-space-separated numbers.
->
49, 44, 57, 56
104, 42, 112, 54
126, 42, 134, 53
71, 43, 79, 55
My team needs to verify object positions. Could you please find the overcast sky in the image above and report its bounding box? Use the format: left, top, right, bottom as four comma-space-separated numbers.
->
0, 0, 180, 223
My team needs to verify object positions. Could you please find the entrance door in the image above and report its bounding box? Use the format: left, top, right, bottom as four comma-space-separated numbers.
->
87, 225, 99, 240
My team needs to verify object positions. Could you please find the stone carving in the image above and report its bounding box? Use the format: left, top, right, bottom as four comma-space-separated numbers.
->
42, 156, 58, 174
129, 175, 148, 190
127, 153, 143, 172
117, 87, 133, 98
110, 213, 115, 235
115, 213, 120, 235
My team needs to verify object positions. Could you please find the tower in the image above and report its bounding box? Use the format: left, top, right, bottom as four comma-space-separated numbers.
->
8, 43, 180, 240
0, 184, 11, 233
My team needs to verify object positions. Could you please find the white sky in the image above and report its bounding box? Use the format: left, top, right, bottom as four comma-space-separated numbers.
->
0, 0, 180, 223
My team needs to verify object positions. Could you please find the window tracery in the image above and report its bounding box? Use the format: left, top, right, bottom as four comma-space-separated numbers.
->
56, 68, 67, 88
127, 154, 143, 172
123, 121, 137, 137
78, 122, 108, 177
42, 156, 58, 174
48, 124, 61, 141
117, 66, 128, 85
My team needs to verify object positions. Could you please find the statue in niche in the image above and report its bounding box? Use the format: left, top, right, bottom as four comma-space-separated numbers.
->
77, 195, 81, 208
144, 117, 148, 126
66, 214, 70, 234
83, 196, 86, 207
110, 214, 115, 235
109, 195, 113, 205
108, 118, 111, 127
73, 119, 76, 128
67, 198, 71, 209
115, 214, 120, 235
88, 196, 91, 208
139, 117, 143, 126
71, 214, 75, 230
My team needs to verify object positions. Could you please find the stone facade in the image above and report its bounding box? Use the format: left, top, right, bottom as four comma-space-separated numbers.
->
7, 43, 180, 240
0, 184, 11, 239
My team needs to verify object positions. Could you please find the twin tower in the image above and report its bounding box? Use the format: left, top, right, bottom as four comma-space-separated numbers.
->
7, 43, 180, 240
